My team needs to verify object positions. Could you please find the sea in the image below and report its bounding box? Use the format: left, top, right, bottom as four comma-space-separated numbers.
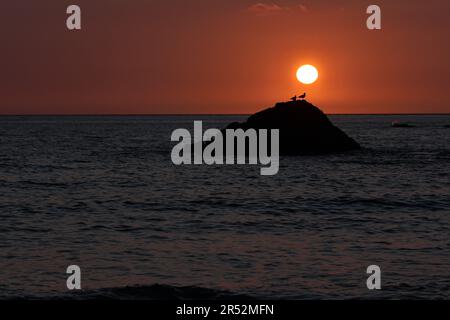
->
0, 114, 449, 299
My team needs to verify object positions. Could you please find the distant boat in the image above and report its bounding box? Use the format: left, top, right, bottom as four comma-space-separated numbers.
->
392, 121, 416, 128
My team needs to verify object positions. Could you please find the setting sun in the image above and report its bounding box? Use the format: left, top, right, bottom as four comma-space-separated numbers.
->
296, 65, 319, 85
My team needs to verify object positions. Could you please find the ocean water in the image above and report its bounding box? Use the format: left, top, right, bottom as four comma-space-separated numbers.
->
0, 115, 449, 299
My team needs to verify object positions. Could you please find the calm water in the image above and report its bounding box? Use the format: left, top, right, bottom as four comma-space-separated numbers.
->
0, 115, 449, 299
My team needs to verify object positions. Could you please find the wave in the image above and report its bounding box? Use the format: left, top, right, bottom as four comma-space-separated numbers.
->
16, 284, 254, 301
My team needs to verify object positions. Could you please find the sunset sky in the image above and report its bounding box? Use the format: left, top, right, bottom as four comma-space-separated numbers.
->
1, 0, 450, 114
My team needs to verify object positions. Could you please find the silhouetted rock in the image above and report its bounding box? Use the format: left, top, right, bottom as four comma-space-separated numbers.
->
224, 100, 361, 155
392, 121, 416, 128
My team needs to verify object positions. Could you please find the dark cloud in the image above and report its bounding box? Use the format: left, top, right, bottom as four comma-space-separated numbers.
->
247, 2, 308, 16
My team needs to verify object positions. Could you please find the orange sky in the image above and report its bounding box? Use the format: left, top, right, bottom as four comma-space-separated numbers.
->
1, 0, 450, 114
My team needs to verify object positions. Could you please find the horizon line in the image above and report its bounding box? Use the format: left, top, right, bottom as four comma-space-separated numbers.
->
1, 113, 450, 116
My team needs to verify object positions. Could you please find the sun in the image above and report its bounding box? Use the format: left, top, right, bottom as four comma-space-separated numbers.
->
296, 65, 319, 85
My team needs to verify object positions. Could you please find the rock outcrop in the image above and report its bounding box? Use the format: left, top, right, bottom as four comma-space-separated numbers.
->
224, 99, 361, 155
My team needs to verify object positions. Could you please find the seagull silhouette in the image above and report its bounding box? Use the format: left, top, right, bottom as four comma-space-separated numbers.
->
299, 92, 306, 99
